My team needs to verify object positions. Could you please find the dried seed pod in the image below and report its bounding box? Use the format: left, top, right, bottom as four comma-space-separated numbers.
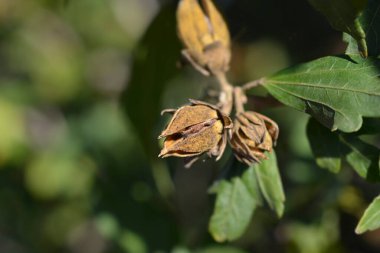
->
176, 0, 231, 75
159, 100, 232, 167
230, 111, 279, 165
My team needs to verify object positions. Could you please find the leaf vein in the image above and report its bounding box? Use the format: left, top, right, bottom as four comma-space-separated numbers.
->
267, 84, 349, 121
268, 80, 380, 96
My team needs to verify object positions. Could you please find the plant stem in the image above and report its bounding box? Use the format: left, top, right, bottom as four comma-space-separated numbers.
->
214, 73, 264, 115
234, 87, 246, 114
242, 78, 265, 91
214, 72, 233, 115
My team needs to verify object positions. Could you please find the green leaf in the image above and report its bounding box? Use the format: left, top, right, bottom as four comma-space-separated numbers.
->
263, 55, 380, 132
242, 166, 263, 206
208, 166, 262, 242
308, 0, 368, 57
307, 118, 380, 181
254, 151, 285, 217
341, 135, 380, 181
356, 195, 380, 234
122, 3, 181, 155
307, 118, 344, 173
345, 0, 380, 57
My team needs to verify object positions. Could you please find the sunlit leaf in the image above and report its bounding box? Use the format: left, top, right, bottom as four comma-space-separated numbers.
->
263, 55, 380, 133
356, 195, 380, 234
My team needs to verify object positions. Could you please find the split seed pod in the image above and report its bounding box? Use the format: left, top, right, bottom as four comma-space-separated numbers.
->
159, 100, 232, 167
230, 111, 279, 165
176, 0, 231, 75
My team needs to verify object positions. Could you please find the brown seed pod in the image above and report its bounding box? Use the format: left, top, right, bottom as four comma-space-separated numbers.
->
159, 100, 232, 167
176, 0, 231, 75
229, 111, 279, 165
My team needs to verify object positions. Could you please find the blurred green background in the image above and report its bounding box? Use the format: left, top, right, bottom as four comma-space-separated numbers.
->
0, 0, 379, 252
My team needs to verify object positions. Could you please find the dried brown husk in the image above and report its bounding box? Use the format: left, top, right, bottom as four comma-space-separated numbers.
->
230, 111, 279, 165
176, 0, 231, 74
159, 100, 232, 167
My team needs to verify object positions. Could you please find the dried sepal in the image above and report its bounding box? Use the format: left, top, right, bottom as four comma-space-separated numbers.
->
158, 100, 232, 166
189, 99, 233, 129
230, 111, 279, 165
159, 103, 218, 138
176, 0, 231, 75
259, 113, 279, 145
201, 0, 230, 48
177, 0, 211, 59
159, 119, 223, 157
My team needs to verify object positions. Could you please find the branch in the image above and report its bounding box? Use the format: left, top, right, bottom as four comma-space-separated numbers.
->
242, 78, 265, 91
214, 72, 234, 115
234, 87, 246, 114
